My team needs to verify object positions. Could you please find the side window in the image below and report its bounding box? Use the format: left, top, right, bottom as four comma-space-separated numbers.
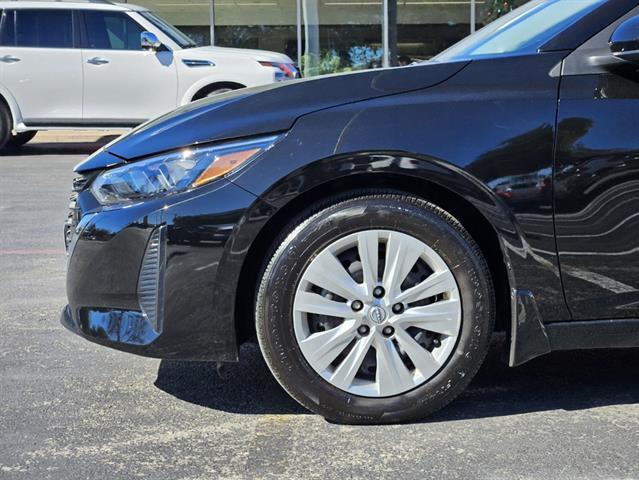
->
0, 10, 13, 47
84, 11, 144, 50
15, 9, 73, 48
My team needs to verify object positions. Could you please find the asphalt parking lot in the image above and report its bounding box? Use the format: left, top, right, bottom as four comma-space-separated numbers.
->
1, 139, 639, 480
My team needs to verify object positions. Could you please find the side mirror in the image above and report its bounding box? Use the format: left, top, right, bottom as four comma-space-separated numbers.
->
141, 31, 162, 51
610, 16, 639, 64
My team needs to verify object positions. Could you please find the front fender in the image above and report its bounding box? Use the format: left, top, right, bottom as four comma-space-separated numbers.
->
215, 54, 568, 365
230, 54, 569, 331
224, 97, 565, 365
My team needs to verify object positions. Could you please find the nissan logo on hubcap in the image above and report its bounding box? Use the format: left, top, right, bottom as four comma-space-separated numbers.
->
368, 306, 387, 325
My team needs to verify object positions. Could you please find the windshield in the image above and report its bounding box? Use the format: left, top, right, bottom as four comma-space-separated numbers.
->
140, 11, 197, 49
433, 0, 606, 62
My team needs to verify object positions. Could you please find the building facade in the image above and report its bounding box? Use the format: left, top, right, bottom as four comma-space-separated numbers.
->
131, 0, 525, 76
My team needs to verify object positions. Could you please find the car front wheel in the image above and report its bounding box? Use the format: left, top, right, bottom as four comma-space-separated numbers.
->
256, 193, 495, 424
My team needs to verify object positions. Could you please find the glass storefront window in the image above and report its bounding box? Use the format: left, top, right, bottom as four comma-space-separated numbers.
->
475, 0, 529, 31
393, 0, 471, 64
133, 0, 212, 45
126, 0, 532, 74
301, 0, 383, 76
214, 0, 298, 61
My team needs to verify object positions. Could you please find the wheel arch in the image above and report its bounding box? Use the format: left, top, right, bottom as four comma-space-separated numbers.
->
187, 81, 247, 103
231, 157, 517, 346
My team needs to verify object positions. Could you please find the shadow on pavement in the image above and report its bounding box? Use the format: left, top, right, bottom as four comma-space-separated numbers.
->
154, 339, 639, 421
155, 343, 307, 415
430, 342, 639, 422
1, 135, 120, 156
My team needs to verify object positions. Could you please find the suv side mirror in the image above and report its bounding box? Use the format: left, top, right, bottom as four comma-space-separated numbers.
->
610, 16, 639, 64
141, 31, 162, 51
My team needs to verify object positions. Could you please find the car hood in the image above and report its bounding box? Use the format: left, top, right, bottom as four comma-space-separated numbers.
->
76, 61, 468, 171
177, 45, 294, 64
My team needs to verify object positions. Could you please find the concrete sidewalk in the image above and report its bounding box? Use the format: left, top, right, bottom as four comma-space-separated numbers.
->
31, 129, 128, 144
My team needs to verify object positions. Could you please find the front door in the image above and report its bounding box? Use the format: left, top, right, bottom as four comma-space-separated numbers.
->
0, 8, 82, 123
80, 10, 177, 124
555, 8, 639, 319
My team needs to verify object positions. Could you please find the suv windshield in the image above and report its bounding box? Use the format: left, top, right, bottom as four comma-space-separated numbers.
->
139, 11, 196, 48
433, 0, 605, 61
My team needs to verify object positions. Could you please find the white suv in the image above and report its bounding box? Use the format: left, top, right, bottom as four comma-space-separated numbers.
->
0, 1, 298, 149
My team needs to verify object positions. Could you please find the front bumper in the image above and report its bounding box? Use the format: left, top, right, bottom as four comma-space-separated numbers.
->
62, 176, 258, 361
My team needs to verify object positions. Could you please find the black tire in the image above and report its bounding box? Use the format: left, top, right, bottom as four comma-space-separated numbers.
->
0, 103, 12, 151
6, 130, 37, 149
255, 193, 495, 424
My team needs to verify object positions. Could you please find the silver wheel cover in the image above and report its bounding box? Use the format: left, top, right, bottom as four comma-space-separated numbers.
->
293, 230, 461, 397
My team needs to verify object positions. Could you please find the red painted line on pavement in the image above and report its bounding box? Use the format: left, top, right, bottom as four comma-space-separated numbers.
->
0, 248, 64, 255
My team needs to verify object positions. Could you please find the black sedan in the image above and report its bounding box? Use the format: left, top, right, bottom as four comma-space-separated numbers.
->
63, 0, 639, 424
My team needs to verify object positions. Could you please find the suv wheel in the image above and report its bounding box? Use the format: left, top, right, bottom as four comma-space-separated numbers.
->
0, 103, 12, 151
256, 193, 495, 424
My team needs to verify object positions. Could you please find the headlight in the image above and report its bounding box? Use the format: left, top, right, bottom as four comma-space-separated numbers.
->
258, 61, 300, 79
91, 134, 281, 205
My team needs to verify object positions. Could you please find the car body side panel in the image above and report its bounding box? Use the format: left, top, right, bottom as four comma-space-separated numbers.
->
555, 73, 639, 320
81, 48, 179, 122
232, 53, 570, 324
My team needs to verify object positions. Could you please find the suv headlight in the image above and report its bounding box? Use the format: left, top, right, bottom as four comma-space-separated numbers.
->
258, 61, 300, 79
91, 134, 281, 205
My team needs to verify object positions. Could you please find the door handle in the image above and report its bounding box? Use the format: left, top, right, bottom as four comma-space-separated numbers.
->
87, 57, 109, 65
0, 55, 21, 63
